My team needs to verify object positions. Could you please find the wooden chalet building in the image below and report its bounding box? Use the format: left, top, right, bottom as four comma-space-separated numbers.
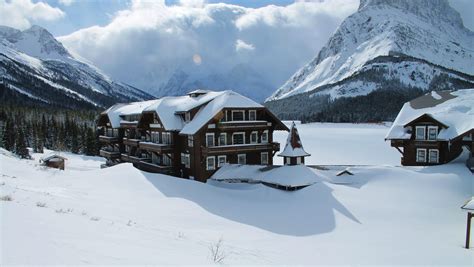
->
97, 90, 289, 182
385, 89, 474, 170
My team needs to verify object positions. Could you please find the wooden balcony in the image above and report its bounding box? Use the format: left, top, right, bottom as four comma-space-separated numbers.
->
123, 138, 140, 146
139, 142, 174, 153
202, 142, 279, 155
134, 161, 173, 174
121, 154, 148, 163
120, 121, 138, 128
100, 150, 120, 159
217, 121, 271, 130
99, 135, 120, 143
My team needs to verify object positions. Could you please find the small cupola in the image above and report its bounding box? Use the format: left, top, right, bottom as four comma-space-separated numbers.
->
278, 122, 310, 165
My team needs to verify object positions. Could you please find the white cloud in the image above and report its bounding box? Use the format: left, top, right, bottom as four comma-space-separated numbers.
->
58, 0, 75, 6
235, 39, 254, 52
59, 0, 357, 98
0, 0, 65, 30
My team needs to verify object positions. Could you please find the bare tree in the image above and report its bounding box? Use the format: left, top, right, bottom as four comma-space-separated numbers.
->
209, 237, 226, 264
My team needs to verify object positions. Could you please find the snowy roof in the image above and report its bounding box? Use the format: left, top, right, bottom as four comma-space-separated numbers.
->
40, 153, 67, 162
461, 197, 474, 211
104, 99, 160, 128
180, 91, 263, 135
385, 89, 474, 140
278, 122, 310, 157
211, 164, 322, 187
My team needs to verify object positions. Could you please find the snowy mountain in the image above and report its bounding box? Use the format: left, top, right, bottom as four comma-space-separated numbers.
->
0, 25, 153, 109
265, 0, 474, 121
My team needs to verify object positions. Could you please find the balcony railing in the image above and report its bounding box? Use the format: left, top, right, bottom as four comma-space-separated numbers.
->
139, 142, 174, 153
201, 142, 279, 155
100, 150, 120, 158
217, 121, 270, 130
123, 138, 140, 146
99, 135, 120, 143
134, 161, 173, 173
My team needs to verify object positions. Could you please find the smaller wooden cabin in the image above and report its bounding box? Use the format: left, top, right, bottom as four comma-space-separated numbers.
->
386, 90, 474, 168
278, 122, 310, 165
40, 154, 67, 170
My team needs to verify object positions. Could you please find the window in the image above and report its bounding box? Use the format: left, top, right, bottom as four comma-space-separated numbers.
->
232, 132, 245, 145
152, 153, 160, 165
285, 157, 291, 165
163, 154, 172, 166
249, 110, 256, 121
428, 126, 438, 141
125, 145, 130, 153
429, 149, 439, 163
261, 152, 269, 165
206, 133, 215, 147
217, 155, 227, 167
416, 148, 427, 162
181, 153, 190, 168
218, 133, 227, 146
188, 135, 194, 147
261, 130, 268, 143
297, 157, 302, 165
238, 154, 246, 165
150, 132, 160, 143
250, 131, 258, 144
185, 112, 191, 122
206, 156, 216, 170
415, 126, 425, 140
232, 110, 244, 121
162, 132, 172, 144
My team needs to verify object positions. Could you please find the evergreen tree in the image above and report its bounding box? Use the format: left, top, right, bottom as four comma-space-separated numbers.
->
2, 118, 15, 151
15, 128, 30, 159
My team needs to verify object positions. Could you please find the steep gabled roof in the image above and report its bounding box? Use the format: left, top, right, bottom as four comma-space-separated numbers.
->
179, 91, 263, 135
386, 89, 474, 140
103, 99, 160, 128
278, 122, 310, 157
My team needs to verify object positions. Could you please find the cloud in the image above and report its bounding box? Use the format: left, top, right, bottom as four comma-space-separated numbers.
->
59, 0, 358, 98
235, 39, 255, 52
0, 0, 65, 30
58, 0, 75, 6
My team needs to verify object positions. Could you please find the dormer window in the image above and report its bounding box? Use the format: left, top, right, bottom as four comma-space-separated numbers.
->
249, 110, 256, 121
427, 126, 438, 140
415, 126, 425, 140
232, 110, 244, 121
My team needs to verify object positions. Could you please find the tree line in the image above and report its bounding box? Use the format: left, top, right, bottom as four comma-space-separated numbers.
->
0, 105, 100, 159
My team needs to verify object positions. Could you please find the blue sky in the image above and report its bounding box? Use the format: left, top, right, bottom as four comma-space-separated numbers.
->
37, 0, 297, 36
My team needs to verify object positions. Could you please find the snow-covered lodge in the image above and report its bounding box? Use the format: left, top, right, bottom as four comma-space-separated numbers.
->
386, 89, 474, 170
97, 90, 289, 182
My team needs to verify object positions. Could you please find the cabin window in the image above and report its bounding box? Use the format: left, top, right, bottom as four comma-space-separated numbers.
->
185, 112, 191, 123
427, 126, 438, 141
206, 133, 215, 147
297, 157, 302, 165
181, 153, 190, 168
429, 149, 439, 163
232, 110, 244, 121
415, 126, 426, 140
141, 152, 150, 159
232, 132, 245, 145
250, 131, 258, 144
206, 156, 216, 170
261, 130, 269, 143
249, 110, 257, 121
188, 135, 194, 147
162, 132, 172, 144
218, 155, 227, 167
261, 152, 269, 165
416, 148, 427, 163
238, 154, 246, 165
152, 153, 160, 165
218, 133, 227, 146
163, 154, 172, 166
285, 157, 291, 165
150, 132, 160, 143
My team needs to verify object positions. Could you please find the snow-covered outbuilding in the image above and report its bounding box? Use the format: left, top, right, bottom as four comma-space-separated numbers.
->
385, 89, 474, 168
278, 122, 310, 165
40, 153, 67, 170
210, 164, 322, 191
97, 90, 289, 182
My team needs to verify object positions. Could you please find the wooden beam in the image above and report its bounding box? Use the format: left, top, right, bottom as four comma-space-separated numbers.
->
395, 147, 404, 155
466, 212, 473, 249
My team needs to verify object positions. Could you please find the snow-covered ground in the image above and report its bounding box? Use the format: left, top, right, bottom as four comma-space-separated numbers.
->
1, 123, 473, 264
